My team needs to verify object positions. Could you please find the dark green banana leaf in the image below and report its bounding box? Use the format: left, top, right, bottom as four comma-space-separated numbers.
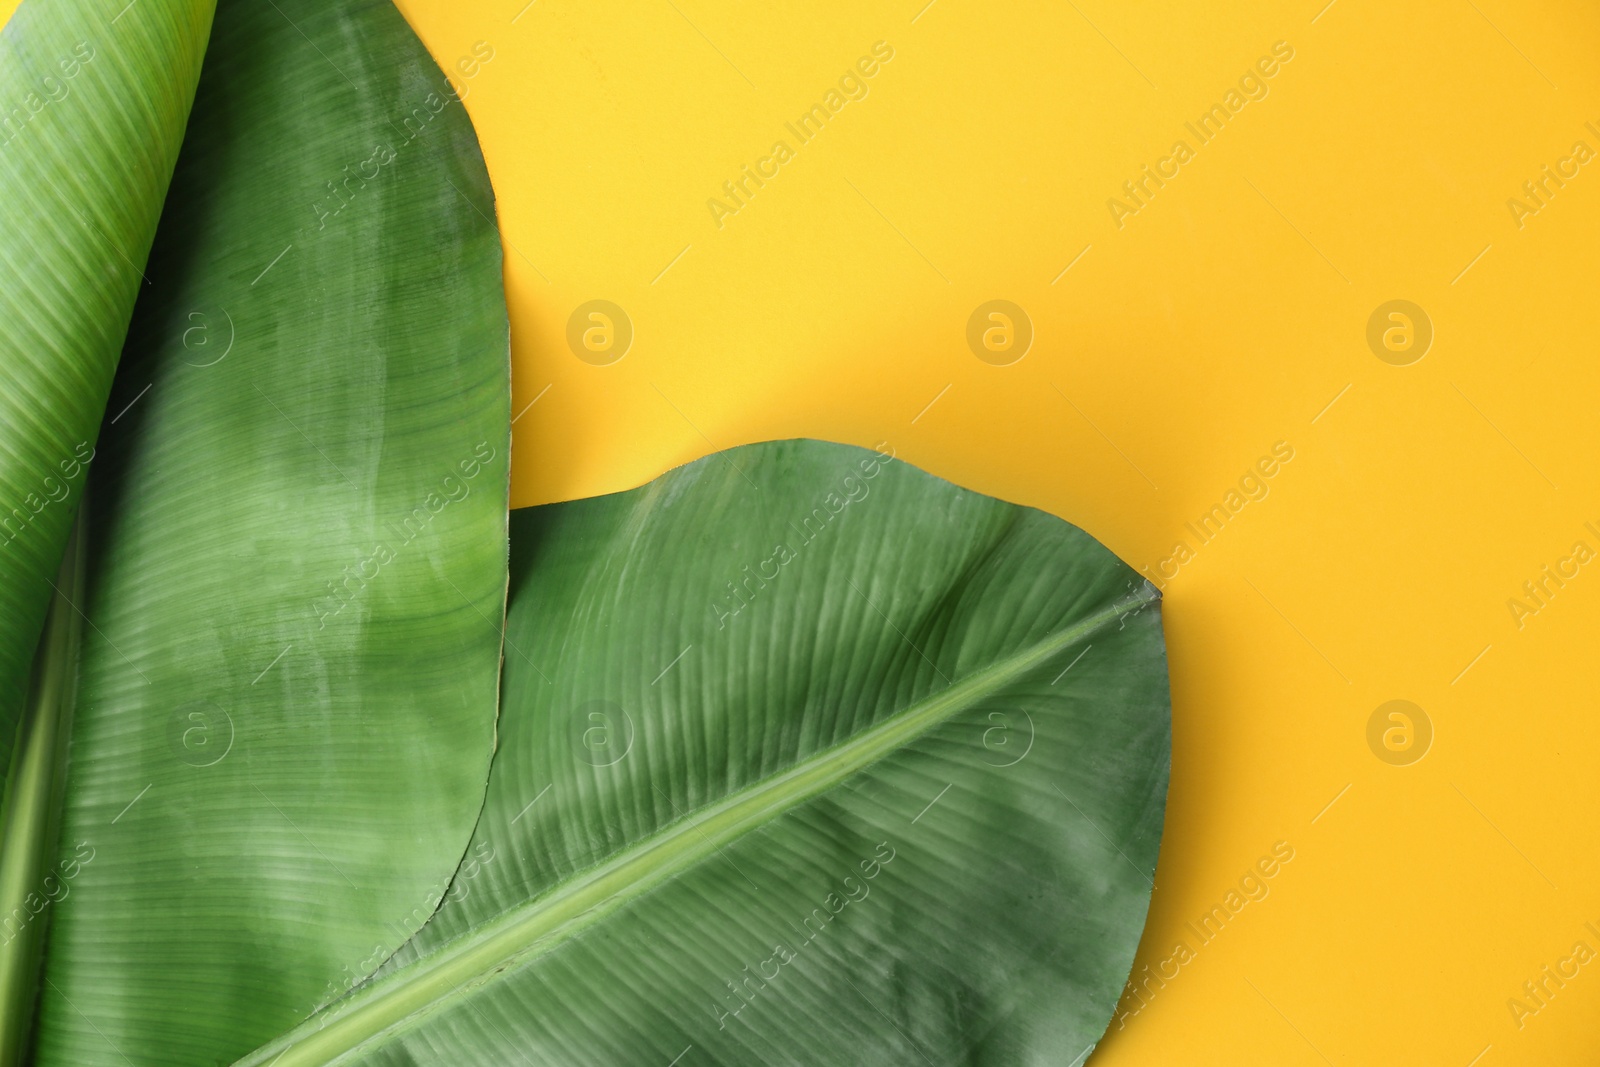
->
1, 1, 1170, 1063
0, 0, 511, 1062
0, 0, 217, 1053
241, 440, 1170, 1067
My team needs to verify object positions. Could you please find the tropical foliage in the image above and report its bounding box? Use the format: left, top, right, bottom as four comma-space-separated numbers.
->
0, 1, 1169, 1063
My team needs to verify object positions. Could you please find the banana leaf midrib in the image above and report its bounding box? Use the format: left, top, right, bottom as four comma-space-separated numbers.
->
238, 585, 1159, 1067
0, 505, 84, 1065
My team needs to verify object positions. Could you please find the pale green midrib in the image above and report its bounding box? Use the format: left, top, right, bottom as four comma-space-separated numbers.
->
237, 586, 1158, 1067
0, 507, 84, 1067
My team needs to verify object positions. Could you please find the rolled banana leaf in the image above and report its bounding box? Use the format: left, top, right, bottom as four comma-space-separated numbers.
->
0, 0, 511, 1062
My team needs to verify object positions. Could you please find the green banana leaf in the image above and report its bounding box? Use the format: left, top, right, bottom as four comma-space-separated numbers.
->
0, 0, 214, 796
0, 0, 511, 1061
2, 1, 1170, 1062
241, 440, 1170, 1067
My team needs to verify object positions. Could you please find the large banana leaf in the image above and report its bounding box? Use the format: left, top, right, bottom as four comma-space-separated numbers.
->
0, 0, 214, 795
1, 0, 511, 1061
242, 440, 1170, 1066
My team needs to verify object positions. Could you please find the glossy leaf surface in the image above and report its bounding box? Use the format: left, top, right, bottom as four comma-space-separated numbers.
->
245, 439, 1169, 1067
0, 0, 214, 794
24, 0, 510, 1062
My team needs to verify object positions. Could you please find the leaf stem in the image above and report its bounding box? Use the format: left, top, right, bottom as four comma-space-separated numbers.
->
235, 583, 1158, 1067
0, 500, 87, 1065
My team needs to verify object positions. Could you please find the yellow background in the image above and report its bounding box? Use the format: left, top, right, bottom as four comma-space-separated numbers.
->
405, 1, 1600, 1062
12, 0, 1600, 1062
